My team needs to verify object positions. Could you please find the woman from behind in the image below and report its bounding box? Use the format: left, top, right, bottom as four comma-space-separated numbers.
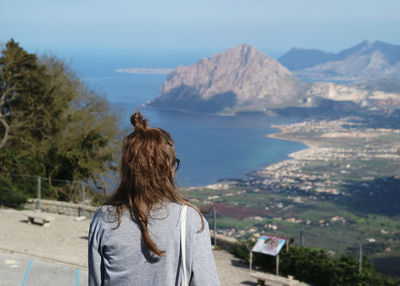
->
88, 111, 220, 286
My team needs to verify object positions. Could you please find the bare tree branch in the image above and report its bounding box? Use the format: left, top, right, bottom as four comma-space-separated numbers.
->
0, 87, 14, 148
0, 117, 9, 148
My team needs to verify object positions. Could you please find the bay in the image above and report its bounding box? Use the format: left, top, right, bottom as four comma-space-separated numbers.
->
84, 70, 306, 187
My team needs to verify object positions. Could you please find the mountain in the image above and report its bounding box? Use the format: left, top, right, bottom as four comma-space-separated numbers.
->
278, 48, 335, 71
278, 41, 400, 82
147, 43, 400, 116
148, 44, 307, 114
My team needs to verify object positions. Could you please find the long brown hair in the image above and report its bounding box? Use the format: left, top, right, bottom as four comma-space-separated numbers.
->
106, 111, 204, 257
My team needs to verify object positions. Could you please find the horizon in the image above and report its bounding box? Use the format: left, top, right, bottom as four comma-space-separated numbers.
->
1, 0, 400, 67
0, 39, 397, 78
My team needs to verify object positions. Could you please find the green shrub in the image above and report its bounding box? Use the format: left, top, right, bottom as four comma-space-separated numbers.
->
231, 240, 253, 261
0, 175, 27, 208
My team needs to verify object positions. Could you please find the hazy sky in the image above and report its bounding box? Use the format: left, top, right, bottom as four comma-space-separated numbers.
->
1, 0, 399, 59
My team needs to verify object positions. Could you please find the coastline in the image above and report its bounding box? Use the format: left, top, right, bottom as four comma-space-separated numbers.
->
242, 123, 311, 184
267, 124, 316, 148
245, 118, 400, 194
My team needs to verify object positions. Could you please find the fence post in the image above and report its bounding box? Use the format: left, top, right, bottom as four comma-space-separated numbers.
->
36, 176, 41, 210
249, 250, 253, 272
81, 183, 86, 217
359, 244, 362, 274
300, 231, 304, 247
213, 205, 217, 246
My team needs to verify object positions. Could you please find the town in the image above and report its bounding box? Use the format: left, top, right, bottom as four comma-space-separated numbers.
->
185, 118, 400, 259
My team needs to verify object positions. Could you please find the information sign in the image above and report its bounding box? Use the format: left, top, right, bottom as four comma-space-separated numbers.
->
252, 235, 286, 256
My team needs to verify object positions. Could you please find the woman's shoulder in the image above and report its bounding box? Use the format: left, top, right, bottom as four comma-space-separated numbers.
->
90, 205, 120, 227
167, 202, 200, 216
159, 202, 203, 223
169, 202, 208, 230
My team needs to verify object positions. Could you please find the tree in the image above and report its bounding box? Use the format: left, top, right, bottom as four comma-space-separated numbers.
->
39, 54, 121, 198
0, 39, 48, 150
0, 39, 121, 203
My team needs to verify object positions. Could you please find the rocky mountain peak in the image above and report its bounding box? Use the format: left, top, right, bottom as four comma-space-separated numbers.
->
230, 43, 254, 53
149, 44, 305, 114
193, 43, 278, 73
223, 43, 265, 60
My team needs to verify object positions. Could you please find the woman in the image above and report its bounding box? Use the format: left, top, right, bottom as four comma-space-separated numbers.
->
88, 112, 220, 286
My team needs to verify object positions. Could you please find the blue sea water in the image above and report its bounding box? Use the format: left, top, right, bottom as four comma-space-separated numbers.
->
80, 59, 305, 187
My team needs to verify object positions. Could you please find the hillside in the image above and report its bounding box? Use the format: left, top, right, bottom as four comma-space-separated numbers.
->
302, 78, 400, 113
279, 41, 400, 82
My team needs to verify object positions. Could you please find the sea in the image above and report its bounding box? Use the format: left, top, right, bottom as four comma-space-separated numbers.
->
69, 52, 306, 187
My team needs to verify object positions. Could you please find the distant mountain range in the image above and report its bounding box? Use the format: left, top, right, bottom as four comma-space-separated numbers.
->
148, 43, 400, 116
278, 41, 400, 82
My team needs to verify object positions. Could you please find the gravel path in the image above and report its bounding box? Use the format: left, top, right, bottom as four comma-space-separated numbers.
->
0, 208, 255, 285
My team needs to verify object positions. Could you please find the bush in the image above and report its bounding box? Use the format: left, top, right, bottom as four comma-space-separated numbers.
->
231, 240, 252, 261
0, 175, 27, 208
231, 240, 400, 286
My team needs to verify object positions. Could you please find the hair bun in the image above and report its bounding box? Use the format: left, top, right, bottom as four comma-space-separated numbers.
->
130, 112, 148, 130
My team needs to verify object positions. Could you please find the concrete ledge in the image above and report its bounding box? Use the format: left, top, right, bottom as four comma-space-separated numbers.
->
25, 199, 97, 218
210, 231, 239, 253
251, 271, 309, 286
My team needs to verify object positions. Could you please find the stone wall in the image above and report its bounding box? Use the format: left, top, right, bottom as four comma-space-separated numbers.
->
24, 199, 240, 252
25, 199, 97, 218
210, 231, 239, 253
24, 199, 240, 251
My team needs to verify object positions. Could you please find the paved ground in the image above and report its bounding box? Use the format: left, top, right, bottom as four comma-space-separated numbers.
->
0, 252, 87, 286
0, 208, 88, 269
213, 250, 257, 286
0, 251, 253, 286
0, 208, 256, 285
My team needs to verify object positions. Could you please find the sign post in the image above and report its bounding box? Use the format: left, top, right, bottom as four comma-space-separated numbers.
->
276, 254, 279, 275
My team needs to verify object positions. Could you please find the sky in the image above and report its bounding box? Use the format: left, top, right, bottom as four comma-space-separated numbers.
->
1, 0, 399, 62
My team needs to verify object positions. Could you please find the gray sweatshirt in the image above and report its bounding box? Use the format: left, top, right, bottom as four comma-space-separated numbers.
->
88, 202, 220, 286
